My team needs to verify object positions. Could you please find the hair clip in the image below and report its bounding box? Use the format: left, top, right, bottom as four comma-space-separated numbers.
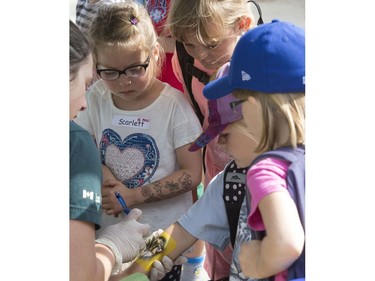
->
130, 17, 139, 25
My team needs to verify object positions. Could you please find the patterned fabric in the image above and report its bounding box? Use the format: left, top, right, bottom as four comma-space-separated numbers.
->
142, 0, 169, 34
223, 162, 247, 204
223, 161, 248, 247
100, 130, 159, 188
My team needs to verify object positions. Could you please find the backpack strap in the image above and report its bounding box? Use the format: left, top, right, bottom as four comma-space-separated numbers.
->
223, 160, 248, 247
175, 40, 207, 126
248, 0, 264, 25
175, 41, 209, 173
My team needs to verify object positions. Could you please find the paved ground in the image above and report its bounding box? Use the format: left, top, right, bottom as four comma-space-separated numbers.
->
70, 0, 305, 28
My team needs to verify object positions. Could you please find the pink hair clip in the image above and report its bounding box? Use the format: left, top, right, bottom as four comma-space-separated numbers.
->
130, 17, 138, 25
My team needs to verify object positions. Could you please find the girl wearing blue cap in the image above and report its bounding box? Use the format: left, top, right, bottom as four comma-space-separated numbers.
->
203, 20, 305, 281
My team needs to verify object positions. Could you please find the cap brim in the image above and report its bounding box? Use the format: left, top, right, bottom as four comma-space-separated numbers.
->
188, 124, 228, 152
203, 75, 234, 100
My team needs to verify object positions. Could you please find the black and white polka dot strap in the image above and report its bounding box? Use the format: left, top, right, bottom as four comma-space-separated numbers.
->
223, 160, 249, 247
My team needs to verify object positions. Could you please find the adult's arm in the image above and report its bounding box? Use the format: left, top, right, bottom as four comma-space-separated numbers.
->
70, 220, 115, 281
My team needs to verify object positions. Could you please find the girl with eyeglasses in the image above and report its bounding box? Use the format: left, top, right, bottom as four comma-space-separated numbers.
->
73, 2, 203, 280
70, 19, 151, 281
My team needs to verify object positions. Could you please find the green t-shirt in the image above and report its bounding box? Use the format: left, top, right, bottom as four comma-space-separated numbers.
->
70, 121, 102, 229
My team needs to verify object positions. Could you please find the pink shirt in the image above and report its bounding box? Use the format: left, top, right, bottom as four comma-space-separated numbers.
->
247, 157, 290, 281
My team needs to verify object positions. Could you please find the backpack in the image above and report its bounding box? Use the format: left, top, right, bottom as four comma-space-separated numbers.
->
246, 145, 305, 280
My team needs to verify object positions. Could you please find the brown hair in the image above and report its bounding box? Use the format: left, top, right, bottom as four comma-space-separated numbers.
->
88, 1, 165, 78
69, 20, 91, 81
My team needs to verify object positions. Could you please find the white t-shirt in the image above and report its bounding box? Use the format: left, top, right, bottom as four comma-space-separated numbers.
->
75, 81, 202, 232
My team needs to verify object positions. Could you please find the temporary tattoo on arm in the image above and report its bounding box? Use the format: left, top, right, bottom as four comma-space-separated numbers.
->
142, 172, 192, 203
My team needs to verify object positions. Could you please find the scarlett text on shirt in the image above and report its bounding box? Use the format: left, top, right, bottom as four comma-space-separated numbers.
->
112, 115, 150, 129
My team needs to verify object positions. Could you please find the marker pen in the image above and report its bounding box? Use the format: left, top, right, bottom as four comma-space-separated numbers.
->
114, 191, 131, 215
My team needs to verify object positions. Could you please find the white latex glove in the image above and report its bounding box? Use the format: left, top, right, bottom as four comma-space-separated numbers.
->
149, 255, 188, 281
96, 208, 150, 272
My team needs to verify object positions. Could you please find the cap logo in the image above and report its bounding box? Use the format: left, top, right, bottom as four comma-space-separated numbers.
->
241, 71, 251, 81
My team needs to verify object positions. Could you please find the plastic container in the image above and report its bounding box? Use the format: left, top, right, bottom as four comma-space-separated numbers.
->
180, 256, 206, 281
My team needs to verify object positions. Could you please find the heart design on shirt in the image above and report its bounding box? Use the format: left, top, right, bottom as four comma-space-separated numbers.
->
100, 129, 159, 188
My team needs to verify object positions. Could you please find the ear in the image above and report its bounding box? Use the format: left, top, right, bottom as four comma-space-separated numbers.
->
152, 43, 160, 62
247, 96, 257, 106
238, 16, 252, 31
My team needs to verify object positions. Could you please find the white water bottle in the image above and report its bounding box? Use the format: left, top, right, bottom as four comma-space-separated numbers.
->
181, 256, 205, 281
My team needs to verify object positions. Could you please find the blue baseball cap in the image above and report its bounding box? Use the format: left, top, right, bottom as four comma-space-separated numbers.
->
203, 20, 305, 99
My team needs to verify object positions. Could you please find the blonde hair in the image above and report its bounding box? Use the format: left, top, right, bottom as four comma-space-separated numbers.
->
88, 1, 165, 78
229, 118, 259, 145
234, 90, 305, 153
167, 0, 255, 46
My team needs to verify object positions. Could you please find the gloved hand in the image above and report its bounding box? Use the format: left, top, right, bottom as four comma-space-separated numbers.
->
96, 208, 150, 272
149, 255, 188, 281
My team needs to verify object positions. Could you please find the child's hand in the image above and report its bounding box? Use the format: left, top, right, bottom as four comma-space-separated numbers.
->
101, 179, 124, 216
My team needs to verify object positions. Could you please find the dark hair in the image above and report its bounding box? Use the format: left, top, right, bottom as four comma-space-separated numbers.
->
70, 20, 91, 81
